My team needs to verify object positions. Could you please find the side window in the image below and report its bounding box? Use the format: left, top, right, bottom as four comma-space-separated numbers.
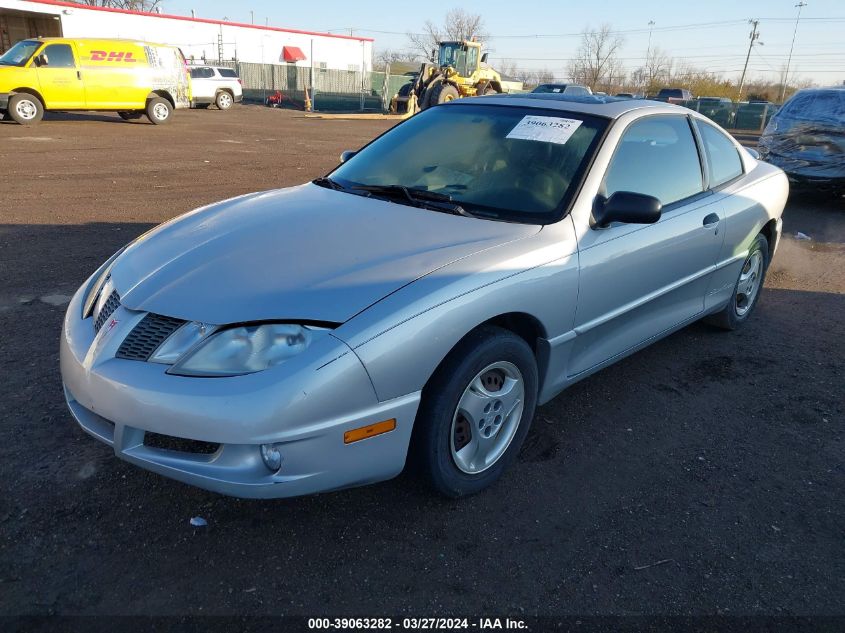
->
189, 68, 203, 79
697, 121, 743, 188
603, 116, 704, 206
40, 44, 76, 68
190, 67, 214, 79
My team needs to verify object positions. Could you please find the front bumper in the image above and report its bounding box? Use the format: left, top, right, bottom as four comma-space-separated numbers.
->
60, 284, 420, 498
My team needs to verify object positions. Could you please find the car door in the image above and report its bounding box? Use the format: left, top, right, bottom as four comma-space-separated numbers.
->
567, 114, 724, 377
34, 42, 85, 109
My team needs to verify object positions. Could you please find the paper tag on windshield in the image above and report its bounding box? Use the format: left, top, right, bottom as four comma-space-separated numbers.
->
506, 116, 583, 145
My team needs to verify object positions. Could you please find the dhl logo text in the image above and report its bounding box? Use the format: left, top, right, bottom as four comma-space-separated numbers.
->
90, 51, 138, 63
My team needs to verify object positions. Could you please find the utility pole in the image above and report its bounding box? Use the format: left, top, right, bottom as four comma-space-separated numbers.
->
643, 20, 655, 92
780, 1, 807, 103
737, 19, 760, 102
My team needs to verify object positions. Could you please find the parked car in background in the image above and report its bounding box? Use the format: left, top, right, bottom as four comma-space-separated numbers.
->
531, 83, 592, 96
189, 65, 242, 110
0, 37, 190, 125
758, 86, 845, 196
655, 88, 693, 104
692, 96, 735, 127
61, 95, 788, 500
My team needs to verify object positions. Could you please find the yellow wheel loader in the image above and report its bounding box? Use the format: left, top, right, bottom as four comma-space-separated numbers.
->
390, 40, 503, 115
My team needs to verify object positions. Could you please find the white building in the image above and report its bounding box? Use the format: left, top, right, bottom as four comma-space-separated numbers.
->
0, 0, 373, 71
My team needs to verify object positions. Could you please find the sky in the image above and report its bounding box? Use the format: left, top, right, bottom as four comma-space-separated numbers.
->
163, 0, 845, 85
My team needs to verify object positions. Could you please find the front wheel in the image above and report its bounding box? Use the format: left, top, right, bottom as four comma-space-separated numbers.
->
412, 326, 538, 497
706, 233, 769, 330
146, 97, 172, 124
8, 93, 43, 125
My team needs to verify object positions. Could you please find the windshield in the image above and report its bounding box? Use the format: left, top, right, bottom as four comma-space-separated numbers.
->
439, 43, 467, 74
329, 104, 608, 224
0, 40, 40, 67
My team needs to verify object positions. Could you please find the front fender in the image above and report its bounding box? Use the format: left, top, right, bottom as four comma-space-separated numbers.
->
333, 223, 579, 402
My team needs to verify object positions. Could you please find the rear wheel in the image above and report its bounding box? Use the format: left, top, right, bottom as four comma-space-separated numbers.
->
146, 97, 172, 124
706, 233, 769, 330
8, 93, 43, 125
215, 91, 233, 110
412, 326, 538, 497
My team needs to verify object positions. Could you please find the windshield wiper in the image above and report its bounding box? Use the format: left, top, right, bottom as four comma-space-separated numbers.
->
350, 184, 473, 217
311, 176, 347, 191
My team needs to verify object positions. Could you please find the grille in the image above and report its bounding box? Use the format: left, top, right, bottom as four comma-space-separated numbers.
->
116, 313, 187, 362
93, 290, 121, 333
144, 431, 220, 455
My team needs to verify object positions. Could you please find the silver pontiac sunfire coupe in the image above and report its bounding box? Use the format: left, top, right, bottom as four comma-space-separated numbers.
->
61, 95, 788, 498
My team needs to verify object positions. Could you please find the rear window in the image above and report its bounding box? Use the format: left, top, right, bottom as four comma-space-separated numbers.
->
779, 90, 845, 125
217, 68, 238, 78
533, 85, 566, 94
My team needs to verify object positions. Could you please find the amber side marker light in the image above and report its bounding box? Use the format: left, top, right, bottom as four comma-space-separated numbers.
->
344, 419, 396, 444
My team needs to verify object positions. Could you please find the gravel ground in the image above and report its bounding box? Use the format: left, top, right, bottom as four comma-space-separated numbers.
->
0, 106, 842, 619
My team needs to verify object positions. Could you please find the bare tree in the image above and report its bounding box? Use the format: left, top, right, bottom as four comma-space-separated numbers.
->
566, 24, 624, 90
631, 46, 672, 91
70, 1, 162, 10
407, 9, 488, 62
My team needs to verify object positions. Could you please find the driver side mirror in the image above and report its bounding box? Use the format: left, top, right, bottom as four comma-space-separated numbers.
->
592, 191, 662, 228
481, 52, 489, 64
339, 150, 356, 163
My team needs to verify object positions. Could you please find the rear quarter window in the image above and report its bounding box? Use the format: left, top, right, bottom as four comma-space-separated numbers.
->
697, 121, 743, 188
217, 68, 238, 78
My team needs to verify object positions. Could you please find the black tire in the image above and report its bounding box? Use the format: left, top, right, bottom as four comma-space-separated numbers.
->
8, 93, 44, 125
117, 111, 143, 121
706, 233, 769, 330
145, 96, 172, 124
215, 91, 234, 110
419, 82, 439, 111
412, 326, 539, 497
427, 82, 460, 108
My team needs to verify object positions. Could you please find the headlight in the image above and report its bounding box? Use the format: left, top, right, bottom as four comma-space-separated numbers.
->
167, 324, 326, 377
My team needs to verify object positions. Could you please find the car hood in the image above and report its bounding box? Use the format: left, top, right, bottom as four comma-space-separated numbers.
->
110, 184, 540, 324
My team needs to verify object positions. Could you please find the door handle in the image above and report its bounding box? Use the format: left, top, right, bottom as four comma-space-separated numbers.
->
702, 213, 720, 227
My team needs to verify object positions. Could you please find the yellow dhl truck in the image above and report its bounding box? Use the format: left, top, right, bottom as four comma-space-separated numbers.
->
0, 37, 191, 125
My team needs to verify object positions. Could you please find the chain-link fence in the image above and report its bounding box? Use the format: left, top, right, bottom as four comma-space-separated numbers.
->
680, 99, 780, 133
227, 61, 392, 112
204, 60, 784, 129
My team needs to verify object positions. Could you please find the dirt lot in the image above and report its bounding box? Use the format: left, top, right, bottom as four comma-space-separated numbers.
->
0, 106, 843, 620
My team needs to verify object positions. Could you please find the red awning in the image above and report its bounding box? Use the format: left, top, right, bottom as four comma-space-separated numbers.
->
282, 46, 307, 62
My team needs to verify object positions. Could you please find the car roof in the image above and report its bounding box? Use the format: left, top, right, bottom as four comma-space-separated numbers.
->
448, 93, 688, 119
